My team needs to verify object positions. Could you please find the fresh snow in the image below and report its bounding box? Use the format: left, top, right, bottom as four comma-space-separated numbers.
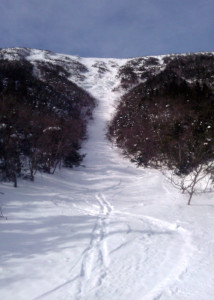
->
0, 54, 214, 300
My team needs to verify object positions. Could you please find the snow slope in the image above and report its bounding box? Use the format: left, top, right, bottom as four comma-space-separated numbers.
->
0, 53, 214, 300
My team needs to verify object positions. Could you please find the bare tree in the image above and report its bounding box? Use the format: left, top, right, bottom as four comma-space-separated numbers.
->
166, 162, 214, 205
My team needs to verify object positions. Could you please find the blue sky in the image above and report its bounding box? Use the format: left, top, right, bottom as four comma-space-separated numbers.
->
0, 0, 213, 58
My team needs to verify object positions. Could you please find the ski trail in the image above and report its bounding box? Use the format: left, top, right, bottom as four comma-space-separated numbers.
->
77, 193, 112, 299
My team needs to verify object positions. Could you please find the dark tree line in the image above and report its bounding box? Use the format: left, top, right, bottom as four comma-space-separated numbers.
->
0, 58, 95, 186
116, 53, 214, 91
109, 57, 214, 204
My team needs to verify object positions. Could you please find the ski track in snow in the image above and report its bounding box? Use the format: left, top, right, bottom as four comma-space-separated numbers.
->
77, 193, 111, 299
1, 53, 213, 300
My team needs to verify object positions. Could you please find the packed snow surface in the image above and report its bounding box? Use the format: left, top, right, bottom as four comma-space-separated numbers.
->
0, 53, 214, 300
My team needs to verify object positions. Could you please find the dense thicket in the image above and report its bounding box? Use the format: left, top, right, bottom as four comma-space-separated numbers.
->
0, 59, 95, 186
117, 53, 214, 90
109, 54, 214, 177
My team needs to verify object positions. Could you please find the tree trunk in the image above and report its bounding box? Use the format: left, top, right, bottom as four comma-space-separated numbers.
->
188, 192, 193, 205
13, 173, 17, 188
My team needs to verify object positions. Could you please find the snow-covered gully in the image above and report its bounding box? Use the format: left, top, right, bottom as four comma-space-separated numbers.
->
1, 54, 214, 300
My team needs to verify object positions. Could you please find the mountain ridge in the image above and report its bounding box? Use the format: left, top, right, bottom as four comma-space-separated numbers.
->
1, 47, 214, 186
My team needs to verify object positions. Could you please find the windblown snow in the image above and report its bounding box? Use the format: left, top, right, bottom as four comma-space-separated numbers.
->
0, 51, 214, 300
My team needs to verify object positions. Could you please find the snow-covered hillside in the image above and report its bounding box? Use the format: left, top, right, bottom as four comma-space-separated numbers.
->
0, 49, 214, 300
